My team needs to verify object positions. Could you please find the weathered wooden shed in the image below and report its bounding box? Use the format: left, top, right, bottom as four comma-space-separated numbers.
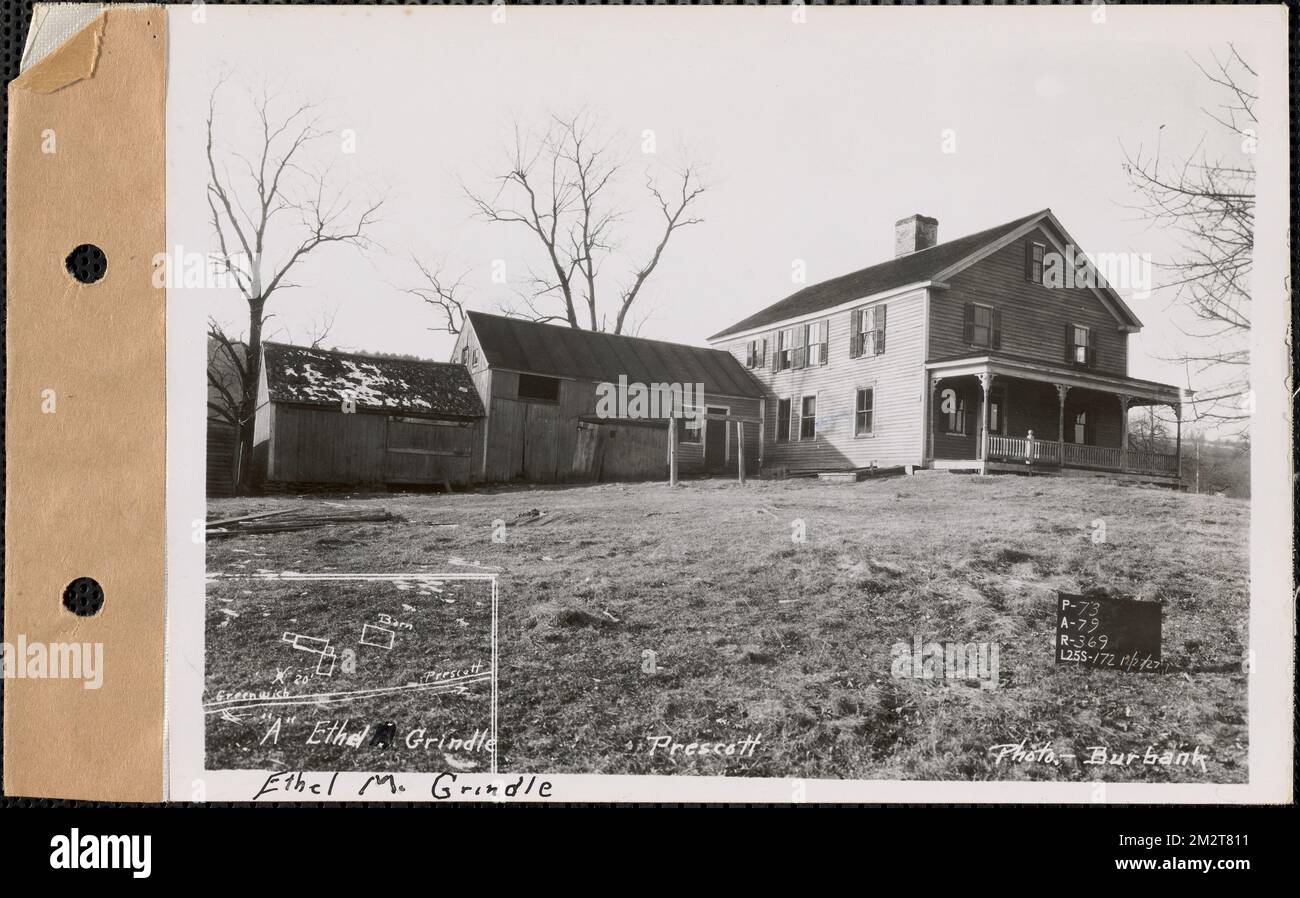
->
253, 342, 485, 488
451, 312, 765, 483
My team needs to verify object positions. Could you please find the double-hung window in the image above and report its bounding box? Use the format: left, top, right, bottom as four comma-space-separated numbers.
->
776, 398, 791, 442
798, 396, 817, 440
855, 388, 874, 436
804, 320, 828, 366
945, 391, 966, 434
1026, 242, 1046, 284
1067, 324, 1094, 367
776, 328, 796, 371
851, 306, 887, 357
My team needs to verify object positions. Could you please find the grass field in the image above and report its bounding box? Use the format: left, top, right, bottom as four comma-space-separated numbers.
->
205, 471, 1249, 782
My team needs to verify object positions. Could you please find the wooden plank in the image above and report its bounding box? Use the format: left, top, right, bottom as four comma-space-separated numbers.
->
389, 416, 472, 428
205, 508, 296, 528
387, 447, 471, 458
701, 412, 761, 425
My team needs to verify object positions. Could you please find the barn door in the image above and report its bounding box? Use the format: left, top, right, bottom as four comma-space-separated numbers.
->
485, 398, 562, 482
522, 402, 561, 482
704, 406, 729, 473
383, 417, 474, 485
571, 421, 611, 482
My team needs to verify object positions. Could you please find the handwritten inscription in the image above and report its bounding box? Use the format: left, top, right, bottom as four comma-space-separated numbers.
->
253, 771, 554, 801
989, 739, 1210, 774
1056, 592, 1166, 673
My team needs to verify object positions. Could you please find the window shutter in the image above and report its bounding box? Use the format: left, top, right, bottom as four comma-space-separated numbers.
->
1087, 330, 1097, 368
760, 338, 767, 368
1065, 322, 1074, 363
874, 305, 887, 355
963, 303, 975, 344
819, 318, 830, 365
1025, 243, 1035, 281
990, 308, 1001, 351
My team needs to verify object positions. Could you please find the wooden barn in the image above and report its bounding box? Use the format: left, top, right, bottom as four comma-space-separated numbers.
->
253, 342, 486, 489
452, 311, 765, 483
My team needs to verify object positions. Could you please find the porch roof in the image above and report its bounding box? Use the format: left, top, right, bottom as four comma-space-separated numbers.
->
925, 352, 1190, 405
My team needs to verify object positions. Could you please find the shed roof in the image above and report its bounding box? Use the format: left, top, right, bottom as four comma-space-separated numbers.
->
465, 311, 764, 399
262, 342, 485, 418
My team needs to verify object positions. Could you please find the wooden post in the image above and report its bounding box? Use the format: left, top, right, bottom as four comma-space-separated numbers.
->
1117, 394, 1130, 472
977, 373, 992, 471
928, 377, 938, 464
736, 421, 746, 484
1174, 401, 1182, 484
668, 416, 678, 486
1055, 383, 1070, 468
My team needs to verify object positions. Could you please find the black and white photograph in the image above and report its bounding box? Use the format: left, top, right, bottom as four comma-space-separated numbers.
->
147, 3, 1290, 802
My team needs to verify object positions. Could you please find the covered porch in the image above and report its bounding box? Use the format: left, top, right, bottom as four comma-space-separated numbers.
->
924, 356, 1190, 484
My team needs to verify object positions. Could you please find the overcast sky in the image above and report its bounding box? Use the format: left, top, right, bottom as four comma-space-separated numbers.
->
168, 4, 1277, 393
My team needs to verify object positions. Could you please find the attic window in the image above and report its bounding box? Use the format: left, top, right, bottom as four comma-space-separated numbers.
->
517, 373, 560, 402
1026, 242, 1046, 284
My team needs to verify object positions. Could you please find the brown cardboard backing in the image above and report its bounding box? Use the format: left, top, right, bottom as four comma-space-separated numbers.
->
4, 7, 166, 801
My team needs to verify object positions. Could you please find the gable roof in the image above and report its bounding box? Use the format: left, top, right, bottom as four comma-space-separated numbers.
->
465, 311, 764, 399
709, 209, 1140, 340
262, 342, 484, 418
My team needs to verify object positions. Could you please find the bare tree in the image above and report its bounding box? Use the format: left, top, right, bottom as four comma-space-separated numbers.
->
207, 318, 246, 434
1128, 405, 1172, 455
1122, 45, 1255, 428
462, 111, 705, 334
304, 305, 339, 349
206, 76, 382, 493
402, 255, 470, 336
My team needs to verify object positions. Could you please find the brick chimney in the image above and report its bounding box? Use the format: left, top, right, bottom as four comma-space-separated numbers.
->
895, 214, 938, 257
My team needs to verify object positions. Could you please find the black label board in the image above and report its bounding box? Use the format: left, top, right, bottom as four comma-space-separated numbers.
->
1055, 592, 1166, 673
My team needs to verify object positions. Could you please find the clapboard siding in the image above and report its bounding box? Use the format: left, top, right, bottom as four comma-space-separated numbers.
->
717, 289, 927, 470
930, 226, 1129, 375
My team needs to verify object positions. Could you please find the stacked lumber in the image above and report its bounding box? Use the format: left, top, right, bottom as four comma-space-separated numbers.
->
206, 507, 395, 538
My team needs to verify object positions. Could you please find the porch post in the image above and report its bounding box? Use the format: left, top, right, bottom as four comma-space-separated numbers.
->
1116, 394, 1131, 472
977, 373, 993, 472
1174, 401, 1183, 485
928, 376, 940, 464
1054, 383, 1070, 468
736, 420, 746, 484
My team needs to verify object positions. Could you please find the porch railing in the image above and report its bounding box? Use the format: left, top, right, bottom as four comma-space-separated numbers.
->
987, 434, 1059, 464
985, 434, 1178, 477
1125, 447, 1180, 477
1062, 442, 1122, 470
